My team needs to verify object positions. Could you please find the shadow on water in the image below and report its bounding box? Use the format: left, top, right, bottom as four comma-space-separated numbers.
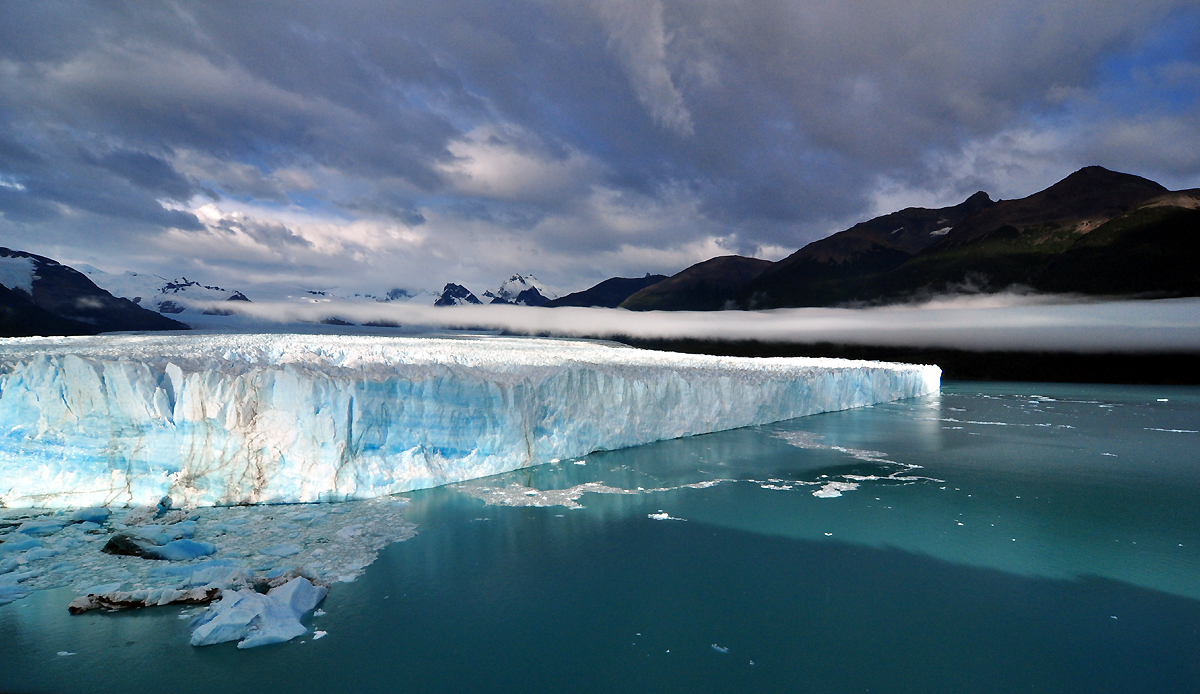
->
3, 498, 1198, 694
3, 383, 1198, 694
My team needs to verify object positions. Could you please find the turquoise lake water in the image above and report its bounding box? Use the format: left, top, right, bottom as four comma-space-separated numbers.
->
2, 381, 1198, 693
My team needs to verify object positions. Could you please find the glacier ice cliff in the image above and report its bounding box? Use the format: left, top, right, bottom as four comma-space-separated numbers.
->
0, 334, 939, 508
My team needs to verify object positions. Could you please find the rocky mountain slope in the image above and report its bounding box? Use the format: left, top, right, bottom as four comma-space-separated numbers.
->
619, 256, 773, 311
739, 167, 1195, 308
547, 274, 669, 308
618, 167, 1197, 311
0, 248, 189, 337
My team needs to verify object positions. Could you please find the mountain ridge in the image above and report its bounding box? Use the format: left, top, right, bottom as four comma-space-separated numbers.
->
620, 256, 773, 311
0, 248, 190, 337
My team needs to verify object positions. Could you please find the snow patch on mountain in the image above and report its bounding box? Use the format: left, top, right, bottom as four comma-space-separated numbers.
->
0, 256, 36, 294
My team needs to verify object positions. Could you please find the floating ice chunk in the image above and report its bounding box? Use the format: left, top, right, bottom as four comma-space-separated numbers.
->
648, 511, 685, 521
184, 563, 243, 588
813, 481, 859, 498
261, 543, 302, 557
711, 644, 729, 653
57, 651, 76, 656
0, 584, 31, 604
80, 582, 124, 596
16, 519, 66, 536
313, 630, 327, 640
334, 525, 363, 541
0, 334, 938, 508
0, 538, 41, 554
145, 521, 196, 545
23, 547, 61, 561
146, 539, 217, 561
190, 576, 327, 649
235, 600, 310, 649
70, 507, 111, 524
190, 591, 274, 646
268, 573, 327, 615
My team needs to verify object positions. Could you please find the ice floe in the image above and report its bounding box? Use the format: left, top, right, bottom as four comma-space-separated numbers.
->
455, 480, 725, 510
770, 430, 942, 497
0, 496, 415, 647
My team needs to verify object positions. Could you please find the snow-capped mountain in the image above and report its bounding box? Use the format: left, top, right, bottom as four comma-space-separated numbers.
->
78, 266, 250, 316
481, 274, 559, 306
0, 248, 188, 336
433, 283, 482, 306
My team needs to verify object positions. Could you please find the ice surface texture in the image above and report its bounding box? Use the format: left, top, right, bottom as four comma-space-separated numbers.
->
0, 334, 939, 508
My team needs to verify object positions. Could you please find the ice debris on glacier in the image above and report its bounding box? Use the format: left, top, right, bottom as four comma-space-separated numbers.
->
0, 496, 414, 647
0, 334, 939, 508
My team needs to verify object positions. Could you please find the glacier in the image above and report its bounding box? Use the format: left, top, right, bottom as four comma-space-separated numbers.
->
0, 334, 939, 508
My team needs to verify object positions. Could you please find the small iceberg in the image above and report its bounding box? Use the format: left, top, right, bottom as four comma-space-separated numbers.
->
190, 576, 328, 649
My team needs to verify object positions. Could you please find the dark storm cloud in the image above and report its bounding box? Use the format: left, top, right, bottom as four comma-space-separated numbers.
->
0, 0, 1197, 291
95, 151, 197, 201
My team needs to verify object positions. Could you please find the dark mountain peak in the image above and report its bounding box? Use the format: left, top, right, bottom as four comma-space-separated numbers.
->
762, 190, 998, 277
939, 166, 1169, 248
1043, 166, 1166, 201
514, 287, 550, 307
961, 190, 993, 208
433, 283, 482, 306
547, 274, 669, 308
686, 254, 771, 273
620, 255, 772, 311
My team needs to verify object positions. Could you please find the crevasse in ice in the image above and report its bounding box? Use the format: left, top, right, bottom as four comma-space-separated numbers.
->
0, 334, 939, 508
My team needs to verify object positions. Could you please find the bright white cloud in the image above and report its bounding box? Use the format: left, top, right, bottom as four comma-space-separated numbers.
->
196, 294, 1200, 353
438, 126, 604, 202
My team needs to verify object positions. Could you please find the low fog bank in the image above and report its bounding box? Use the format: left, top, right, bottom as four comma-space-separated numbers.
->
191, 293, 1200, 354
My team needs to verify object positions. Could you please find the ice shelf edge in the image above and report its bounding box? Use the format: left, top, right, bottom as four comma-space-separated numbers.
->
0, 334, 940, 508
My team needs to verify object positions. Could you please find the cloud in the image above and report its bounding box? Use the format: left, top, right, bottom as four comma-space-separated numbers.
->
197, 295, 1200, 354
599, 0, 695, 136
0, 0, 1197, 294
437, 126, 605, 203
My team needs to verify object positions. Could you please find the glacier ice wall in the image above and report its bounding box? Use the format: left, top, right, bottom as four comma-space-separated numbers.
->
0, 334, 939, 508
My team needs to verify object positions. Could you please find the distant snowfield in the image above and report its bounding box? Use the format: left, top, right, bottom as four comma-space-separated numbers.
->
193, 293, 1200, 353
0, 334, 938, 509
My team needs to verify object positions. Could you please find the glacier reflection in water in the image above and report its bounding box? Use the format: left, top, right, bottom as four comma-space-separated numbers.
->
2, 382, 1198, 694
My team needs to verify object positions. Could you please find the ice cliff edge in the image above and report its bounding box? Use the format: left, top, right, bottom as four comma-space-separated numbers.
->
0, 335, 939, 508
